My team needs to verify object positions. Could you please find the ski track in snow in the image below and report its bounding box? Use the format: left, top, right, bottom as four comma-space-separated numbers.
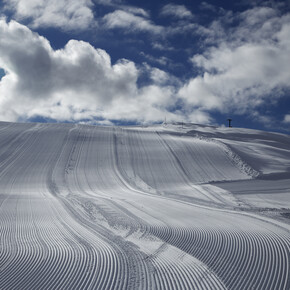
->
0, 122, 289, 289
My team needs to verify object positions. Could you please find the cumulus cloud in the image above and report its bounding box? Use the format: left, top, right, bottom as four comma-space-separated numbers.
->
160, 4, 193, 19
103, 10, 163, 34
0, 19, 189, 124
3, 0, 95, 30
3, 2, 287, 128
179, 6, 290, 120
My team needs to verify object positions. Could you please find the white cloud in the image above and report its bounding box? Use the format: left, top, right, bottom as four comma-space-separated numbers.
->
93, 0, 150, 18
160, 4, 193, 19
187, 110, 212, 124
140, 52, 172, 66
102, 5, 198, 38
199, 2, 217, 12
0, 19, 186, 124
179, 7, 290, 119
124, 7, 150, 18
283, 115, 290, 123
238, 6, 277, 27
152, 42, 175, 51
149, 68, 172, 86
3, 0, 94, 30
103, 10, 163, 34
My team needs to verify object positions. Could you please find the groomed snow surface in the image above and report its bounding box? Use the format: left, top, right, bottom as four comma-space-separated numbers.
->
0, 122, 289, 289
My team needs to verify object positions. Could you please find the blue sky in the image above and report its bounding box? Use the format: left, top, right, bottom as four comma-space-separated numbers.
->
0, 0, 290, 132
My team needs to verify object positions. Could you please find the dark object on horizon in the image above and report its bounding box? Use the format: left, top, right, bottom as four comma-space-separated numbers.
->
227, 118, 232, 128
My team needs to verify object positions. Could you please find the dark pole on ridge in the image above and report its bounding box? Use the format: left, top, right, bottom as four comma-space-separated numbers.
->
227, 118, 232, 128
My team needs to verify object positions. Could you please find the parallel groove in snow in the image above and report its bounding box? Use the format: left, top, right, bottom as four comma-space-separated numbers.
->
0, 123, 289, 289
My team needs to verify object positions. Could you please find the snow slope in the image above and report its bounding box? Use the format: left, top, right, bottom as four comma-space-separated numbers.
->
0, 121, 289, 289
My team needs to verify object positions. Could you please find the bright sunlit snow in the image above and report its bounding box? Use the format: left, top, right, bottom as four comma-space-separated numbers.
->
0, 121, 289, 289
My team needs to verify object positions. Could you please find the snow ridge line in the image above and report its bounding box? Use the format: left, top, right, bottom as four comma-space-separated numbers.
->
193, 134, 260, 179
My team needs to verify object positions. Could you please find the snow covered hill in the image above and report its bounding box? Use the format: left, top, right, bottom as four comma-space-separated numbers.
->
0, 121, 289, 289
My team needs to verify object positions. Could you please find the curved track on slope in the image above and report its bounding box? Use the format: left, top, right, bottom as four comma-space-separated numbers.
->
0, 123, 289, 289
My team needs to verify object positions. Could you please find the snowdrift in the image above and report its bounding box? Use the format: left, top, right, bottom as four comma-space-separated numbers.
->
0, 121, 289, 289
